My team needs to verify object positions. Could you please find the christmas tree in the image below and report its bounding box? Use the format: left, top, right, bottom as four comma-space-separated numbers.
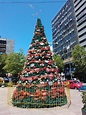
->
12, 18, 67, 108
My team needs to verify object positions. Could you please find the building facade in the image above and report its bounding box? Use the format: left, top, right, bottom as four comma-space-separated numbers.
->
52, 0, 86, 79
0, 37, 14, 54
73, 0, 86, 50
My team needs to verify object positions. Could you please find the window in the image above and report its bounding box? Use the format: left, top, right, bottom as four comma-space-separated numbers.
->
76, 8, 85, 17
77, 14, 86, 22
75, 2, 85, 12
78, 26, 86, 32
79, 38, 86, 43
77, 19, 86, 27
74, 0, 83, 8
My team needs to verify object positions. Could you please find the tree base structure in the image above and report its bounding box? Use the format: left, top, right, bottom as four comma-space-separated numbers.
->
12, 82, 67, 108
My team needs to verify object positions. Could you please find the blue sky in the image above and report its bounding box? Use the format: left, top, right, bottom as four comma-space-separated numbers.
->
0, 0, 67, 55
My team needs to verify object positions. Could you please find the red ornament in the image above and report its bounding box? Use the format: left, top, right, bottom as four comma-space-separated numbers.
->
32, 43, 36, 46
46, 68, 50, 72
26, 77, 33, 81
53, 82, 58, 87
51, 87, 57, 90
20, 76, 25, 81
33, 66, 36, 69
25, 68, 30, 72
32, 76, 38, 80
44, 46, 50, 51
32, 38, 35, 40
50, 68, 55, 72
55, 68, 59, 72
44, 67, 47, 70
46, 55, 50, 58
47, 52, 52, 56
48, 60, 54, 65
35, 68, 39, 73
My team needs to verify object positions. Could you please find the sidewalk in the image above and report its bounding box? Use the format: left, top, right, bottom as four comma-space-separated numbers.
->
0, 87, 83, 115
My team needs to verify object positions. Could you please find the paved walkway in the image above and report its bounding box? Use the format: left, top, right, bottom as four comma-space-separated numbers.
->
0, 87, 83, 115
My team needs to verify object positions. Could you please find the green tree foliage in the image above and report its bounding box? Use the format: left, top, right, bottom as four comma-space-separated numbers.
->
0, 54, 7, 76
53, 54, 64, 72
3, 49, 25, 77
72, 44, 86, 73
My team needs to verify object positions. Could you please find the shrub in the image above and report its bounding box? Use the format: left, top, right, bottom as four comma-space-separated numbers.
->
82, 92, 86, 111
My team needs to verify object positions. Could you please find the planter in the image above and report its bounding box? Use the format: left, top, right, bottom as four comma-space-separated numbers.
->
82, 108, 86, 115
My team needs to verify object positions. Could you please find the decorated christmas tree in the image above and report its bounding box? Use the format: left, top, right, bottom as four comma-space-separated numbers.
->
12, 18, 67, 108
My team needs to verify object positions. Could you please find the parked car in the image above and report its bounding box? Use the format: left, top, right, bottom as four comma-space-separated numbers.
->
0, 77, 4, 82
0, 77, 9, 87
0, 77, 4, 87
68, 80, 83, 89
78, 85, 86, 92
3, 76, 9, 83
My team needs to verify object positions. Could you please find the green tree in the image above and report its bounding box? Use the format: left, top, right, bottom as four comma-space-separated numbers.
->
53, 54, 64, 73
72, 44, 86, 73
0, 54, 7, 76
3, 49, 25, 81
72, 45, 86, 81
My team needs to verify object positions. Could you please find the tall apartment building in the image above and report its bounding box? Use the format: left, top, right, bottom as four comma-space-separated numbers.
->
73, 0, 86, 50
52, 0, 86, 79
0, 37, 14, 54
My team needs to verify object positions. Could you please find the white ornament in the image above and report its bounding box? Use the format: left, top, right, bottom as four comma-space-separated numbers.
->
35, 40, 38, 42
25, 81, 28, 84
58, 80, 60, 85
35, 56, 38, 58
28, 57, 32, 60
28, 79, 32, 83
32, 47, 34, 50
40, 81, 44, 84
48, 81, 53, 86
40, 42, 44, 45
47, 53, 50, 56
54, 78, 58, 81
37, 49, 41, 53
43, 37, 46, 39
19, 81, 22, 84
29, 44, 32, 47
45, 60, 49, 63
40, 63, 44, 66
23, 82, 26, 86
37, 29, 40, 32
47, 79, 49, 82
30, 63, 35, 67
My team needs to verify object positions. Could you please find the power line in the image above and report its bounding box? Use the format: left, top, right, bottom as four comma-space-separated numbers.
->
0, 1, 67, 4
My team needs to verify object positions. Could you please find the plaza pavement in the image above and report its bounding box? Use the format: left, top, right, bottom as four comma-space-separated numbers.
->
0, 87, 83, 115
